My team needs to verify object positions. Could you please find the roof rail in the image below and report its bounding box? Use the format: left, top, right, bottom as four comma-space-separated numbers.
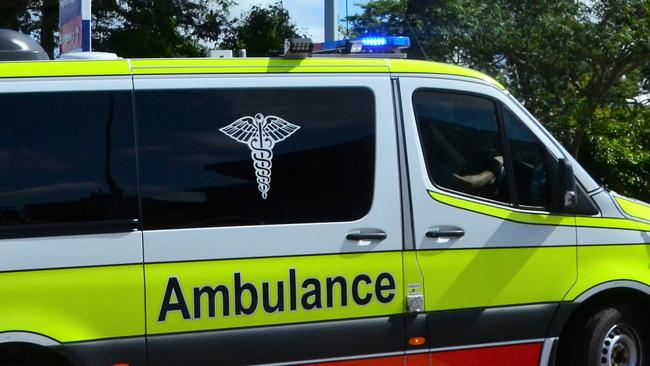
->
0, 29, 49, 61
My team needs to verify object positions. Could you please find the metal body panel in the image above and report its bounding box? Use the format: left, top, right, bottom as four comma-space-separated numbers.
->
400, 76, 577, 364
147, 315, 404, 366
0, 77, 146, 362
0, 232, 142, 272
57, 337, 146, 366
136, 76, 402, 262
135, 75, 405, 364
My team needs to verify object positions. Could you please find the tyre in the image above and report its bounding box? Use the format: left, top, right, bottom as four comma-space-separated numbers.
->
559, 303, 649, 366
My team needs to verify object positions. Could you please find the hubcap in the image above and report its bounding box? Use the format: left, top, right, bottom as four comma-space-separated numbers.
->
600, 324, 642, 366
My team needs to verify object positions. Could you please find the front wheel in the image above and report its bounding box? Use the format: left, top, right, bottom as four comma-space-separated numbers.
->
558, 303, 649, 366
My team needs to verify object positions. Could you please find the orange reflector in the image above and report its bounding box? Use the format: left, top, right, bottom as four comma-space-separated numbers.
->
408, 336, 426, 346
112, 363, 130, 366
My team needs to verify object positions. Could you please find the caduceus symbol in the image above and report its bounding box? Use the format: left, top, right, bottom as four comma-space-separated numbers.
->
219, 113, 300, 199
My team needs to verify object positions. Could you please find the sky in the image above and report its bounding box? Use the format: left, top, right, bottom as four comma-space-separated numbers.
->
232, 0, 370, 42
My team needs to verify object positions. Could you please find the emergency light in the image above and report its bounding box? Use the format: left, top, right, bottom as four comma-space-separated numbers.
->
286, 36, 411, 58
283, 38, 314, 58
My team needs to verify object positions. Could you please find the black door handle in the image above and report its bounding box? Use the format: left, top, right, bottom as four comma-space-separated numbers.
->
426, 225, 465, 239
346, 229, 387, 241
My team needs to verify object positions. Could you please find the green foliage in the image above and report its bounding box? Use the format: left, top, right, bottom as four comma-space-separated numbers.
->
0, 0, 233, 58
221, 2, 301, 57
93, 0, 232, 57
351, 0, 650, 201
583, 106, 650, 199
346, 0, 406, 36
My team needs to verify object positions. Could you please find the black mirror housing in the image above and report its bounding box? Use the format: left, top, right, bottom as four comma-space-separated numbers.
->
551, 157, 577, 211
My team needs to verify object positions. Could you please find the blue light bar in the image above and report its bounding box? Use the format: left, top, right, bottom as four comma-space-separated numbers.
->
360, 37, 387, 46
358, 36, 410, 49
311, 35, 411, 57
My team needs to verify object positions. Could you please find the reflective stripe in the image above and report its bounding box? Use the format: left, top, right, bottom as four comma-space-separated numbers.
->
145, 252, 404, 335
131, 58, 390, 75
419, 246, 575, 310
0, 264, 145, 343
0, 58, 503, 90
0, 331, 59, 346
538, 338, 558, 366
256, 340, 546, 365
430, 190, 650, 231
0, 60, 131, 78
429, 341, 542, 366
388, 59, 505, 89
615, 196, 650, 222
567, 245, 650, 301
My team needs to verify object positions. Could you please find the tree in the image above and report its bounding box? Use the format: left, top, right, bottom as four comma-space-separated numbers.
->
0, 0, 58, 58
350, 0, 650, 201
0, 0, 232, 58
222, 2, 301, 57
0, 0, 32, 32
94, 0, 232, 57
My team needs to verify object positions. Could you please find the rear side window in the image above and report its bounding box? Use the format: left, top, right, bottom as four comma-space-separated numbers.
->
413, 91, 509, 203
136, 87, 375, 230
0, 91, 139, 228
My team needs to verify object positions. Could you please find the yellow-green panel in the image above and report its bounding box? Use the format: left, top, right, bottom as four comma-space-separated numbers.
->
0, 265, 145, 342
430, 191, 650, 231
388, 59, 505, 89
430, 191, 575, 226
131, 58, 390, 75
418, 246, 576, 310
145, 252, 404, 335
0, 60, 131, 78
566, 244, 650, 300
615, 196, 650, 222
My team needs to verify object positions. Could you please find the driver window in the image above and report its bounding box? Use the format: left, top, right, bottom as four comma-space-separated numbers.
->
413, 90, 510, 204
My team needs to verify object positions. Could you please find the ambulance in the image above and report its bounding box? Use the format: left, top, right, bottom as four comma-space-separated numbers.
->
0, 29, 649, 366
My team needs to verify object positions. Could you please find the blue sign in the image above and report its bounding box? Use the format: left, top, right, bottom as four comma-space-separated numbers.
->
59, 0, 90, 53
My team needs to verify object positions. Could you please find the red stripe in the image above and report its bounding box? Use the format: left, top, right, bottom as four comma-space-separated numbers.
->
305, 342, 542, 366
306, 355, 403, 366
429, 342, 542, 366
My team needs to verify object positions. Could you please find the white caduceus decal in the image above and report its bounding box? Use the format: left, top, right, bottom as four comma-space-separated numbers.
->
219, 113, 300, 199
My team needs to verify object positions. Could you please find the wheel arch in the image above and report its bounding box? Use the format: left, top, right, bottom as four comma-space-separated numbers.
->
0, 332, 75, 366
548, 280, 650, 365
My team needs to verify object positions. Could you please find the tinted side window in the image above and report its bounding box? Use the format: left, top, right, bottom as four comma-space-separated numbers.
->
0, 91, 139, 227
413, 91, 509, 203
503, 109, 549, 208
136, 87, 375, 230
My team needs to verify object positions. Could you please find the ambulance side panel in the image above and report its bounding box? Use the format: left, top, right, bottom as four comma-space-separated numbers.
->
133, 75, 407, 365
399, 76, 578, 365
0, 77, 146, 365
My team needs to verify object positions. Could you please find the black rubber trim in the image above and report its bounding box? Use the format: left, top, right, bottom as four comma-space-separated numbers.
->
0, 219, 140, 240
426, 302, 559, 348
146, 315, 404, 366
391, 77, 416, 251
55, 336, 146, 366
547, 301, 580, 338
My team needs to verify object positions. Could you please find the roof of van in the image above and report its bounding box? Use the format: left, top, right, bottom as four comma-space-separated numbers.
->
0, 57, 505, 89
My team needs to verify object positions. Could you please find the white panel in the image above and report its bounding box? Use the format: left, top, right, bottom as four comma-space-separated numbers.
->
0, 77, 132, 93
0, 231, 142, 272
578, 227, 650, 246
137, 75, 402, 262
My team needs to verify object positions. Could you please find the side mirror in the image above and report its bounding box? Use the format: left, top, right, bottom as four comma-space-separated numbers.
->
556, 158, 577, 211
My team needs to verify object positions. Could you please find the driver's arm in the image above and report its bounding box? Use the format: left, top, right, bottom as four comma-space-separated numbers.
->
452, 156, 504, 191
